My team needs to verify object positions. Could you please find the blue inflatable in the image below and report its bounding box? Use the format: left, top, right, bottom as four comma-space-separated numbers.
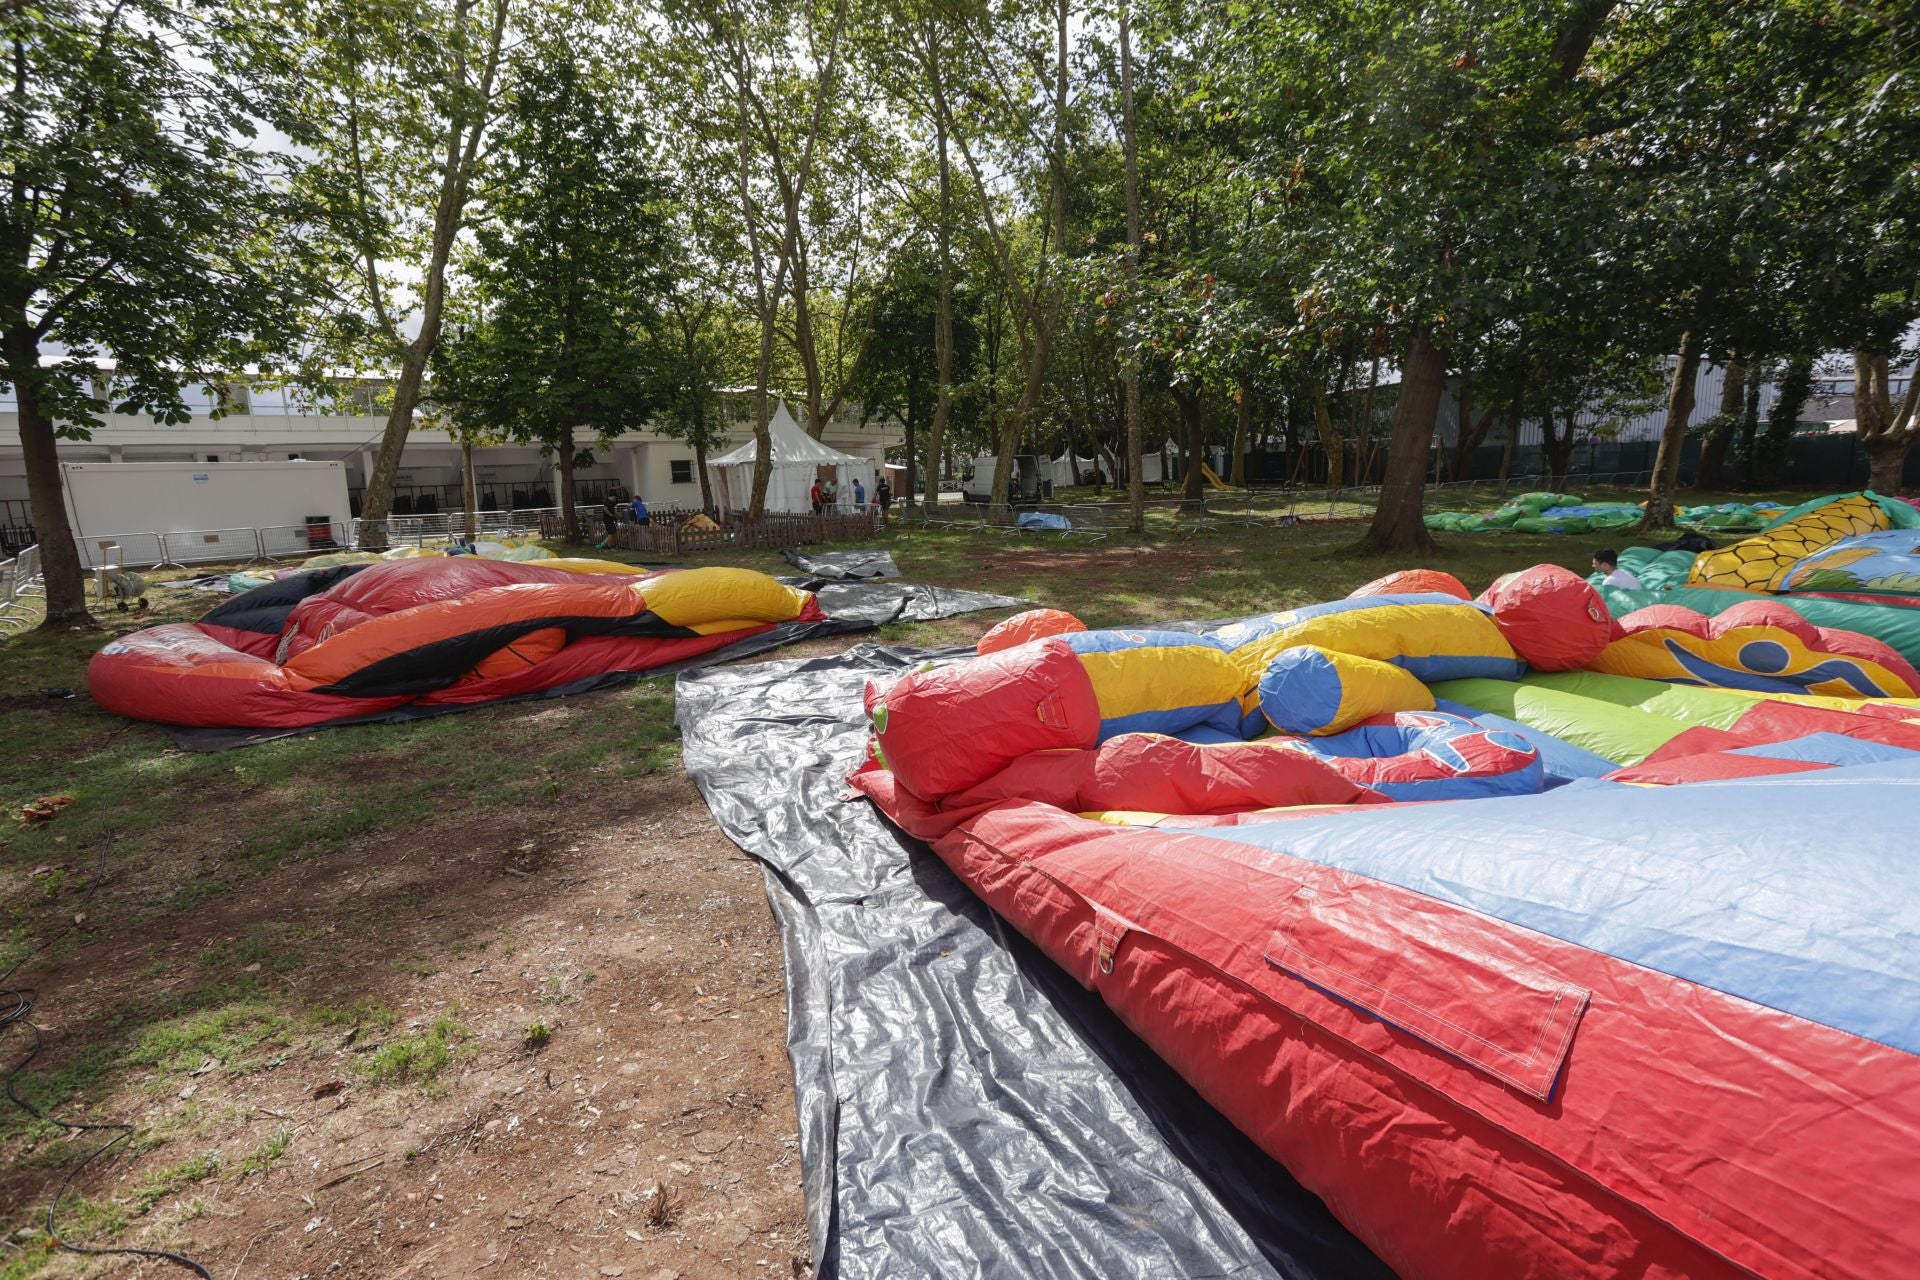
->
1279, 710, 1546, 801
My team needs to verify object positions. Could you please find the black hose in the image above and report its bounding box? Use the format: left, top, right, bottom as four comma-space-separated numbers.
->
0, 924, 213, 1277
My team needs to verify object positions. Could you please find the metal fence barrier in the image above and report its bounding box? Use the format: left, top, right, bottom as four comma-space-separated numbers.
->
1, 548, 41, 634
260, 521, 353, 562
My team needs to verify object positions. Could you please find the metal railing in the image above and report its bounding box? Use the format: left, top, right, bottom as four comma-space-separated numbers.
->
0, 546, 41, 635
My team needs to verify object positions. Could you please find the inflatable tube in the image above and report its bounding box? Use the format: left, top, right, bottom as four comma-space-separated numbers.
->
1479, 565, 1612, 671
977, 608, 1087, 654
1596, 601, 1920, 698
1217, 594, 1525, 684
1278, 710, 1544, 800
1258, 646, 1434, 735
1349, 569, 1469, 600
1599, 582, 1920, 667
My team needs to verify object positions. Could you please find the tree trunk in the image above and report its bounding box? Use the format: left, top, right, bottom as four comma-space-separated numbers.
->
1737, 368, 1762, 488
1695, 354, 1746, 490
1231, 379, 1251, 486
557, 429, 580, 543
693, 395, 715, 512
1497, 405, 1519, 496
461, 437, 477, 540
990, 0, 1069, 508
1639, 329, 1703, 531
1176, 385, 1205, 507
7, 329, 90, 629
1119, 0, 1145, 534
1854, 350, 1920, 497
1755, 357, 1812, 488
358, 348, 430, 548
925, 62, 954, 510
792, 247, 827, 439
902, 396, 917, 512
1358, 326, 1444, 554
1541, 406, 1577, 490
1313, 388, 1343, 490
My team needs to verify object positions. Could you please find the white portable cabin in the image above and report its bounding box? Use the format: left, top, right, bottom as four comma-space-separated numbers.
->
61, 460, 352, 568
707, 402, 877, 515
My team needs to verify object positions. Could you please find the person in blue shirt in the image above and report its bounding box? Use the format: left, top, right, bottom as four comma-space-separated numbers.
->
630, 495, 649, 525
852, 478, 866, 510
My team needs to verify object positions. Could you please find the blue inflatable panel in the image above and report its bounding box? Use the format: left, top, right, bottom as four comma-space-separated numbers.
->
1208, 758, 1920, 1054
1432, 698, 1617, 788
1731, 733, 1920, 767
1016, 511, 1072, 531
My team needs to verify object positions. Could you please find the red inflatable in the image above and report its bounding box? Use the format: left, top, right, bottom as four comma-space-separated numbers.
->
89, 559, 823, 728
1350, 568, 1470, 600
976, 608, 1087, 654
1481, 564, 1613, 671
847, 630, 1920, 1280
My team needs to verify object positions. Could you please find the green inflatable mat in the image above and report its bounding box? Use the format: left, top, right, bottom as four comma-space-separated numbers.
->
1431, 671, 1767, 766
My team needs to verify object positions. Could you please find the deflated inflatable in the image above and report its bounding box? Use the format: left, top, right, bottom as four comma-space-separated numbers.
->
90, 559, 821, 728
848, 570, 1920, 1280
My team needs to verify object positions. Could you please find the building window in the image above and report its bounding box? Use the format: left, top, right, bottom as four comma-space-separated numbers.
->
670, 460, 693, 484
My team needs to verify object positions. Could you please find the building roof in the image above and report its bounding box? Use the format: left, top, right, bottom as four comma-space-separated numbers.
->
709, 401, 868, 467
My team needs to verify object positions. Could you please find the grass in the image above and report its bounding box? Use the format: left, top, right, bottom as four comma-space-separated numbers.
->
131, 1150, 220, 1216
239, 1124, 293, 1176
362, 1014, 470, 1087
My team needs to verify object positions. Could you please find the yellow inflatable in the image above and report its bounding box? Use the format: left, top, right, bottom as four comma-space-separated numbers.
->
1687, 495, 1888, 592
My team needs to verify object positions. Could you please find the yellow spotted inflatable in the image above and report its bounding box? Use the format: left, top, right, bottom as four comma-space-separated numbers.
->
1688, 495, 1890, 592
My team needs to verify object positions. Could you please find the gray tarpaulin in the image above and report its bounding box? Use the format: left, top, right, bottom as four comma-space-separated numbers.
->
782, 548, 902, 581
675, 646, 1388, 1280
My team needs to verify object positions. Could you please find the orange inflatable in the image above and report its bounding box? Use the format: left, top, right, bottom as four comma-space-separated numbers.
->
1350, 569, 1470, 600
976, 608, 1088, 654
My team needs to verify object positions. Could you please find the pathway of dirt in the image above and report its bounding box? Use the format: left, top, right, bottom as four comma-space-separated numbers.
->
6, 769, 811, 1280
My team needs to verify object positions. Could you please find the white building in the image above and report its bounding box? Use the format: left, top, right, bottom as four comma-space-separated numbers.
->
0, 375, 902, 543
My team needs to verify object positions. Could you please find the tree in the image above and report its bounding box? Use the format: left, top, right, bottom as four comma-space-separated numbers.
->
297, 0, 515, 545
653, 286, 739, 514
1117, 0, 1146, 534
0, 0, 318, 627
431, 45, 668, 543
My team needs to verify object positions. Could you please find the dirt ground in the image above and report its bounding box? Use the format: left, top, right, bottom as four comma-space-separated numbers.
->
3, 763, 813, 1280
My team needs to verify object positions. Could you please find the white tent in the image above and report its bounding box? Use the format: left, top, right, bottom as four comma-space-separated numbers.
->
708, 401, 878, 515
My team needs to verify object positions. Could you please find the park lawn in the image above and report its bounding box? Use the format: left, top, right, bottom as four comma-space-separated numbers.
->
0, 515, 1609, 1276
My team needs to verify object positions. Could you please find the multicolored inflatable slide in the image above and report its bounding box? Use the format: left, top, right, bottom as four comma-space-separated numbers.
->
848, 572, 1920, 1280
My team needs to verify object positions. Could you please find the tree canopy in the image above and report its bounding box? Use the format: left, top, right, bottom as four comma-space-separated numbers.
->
10, 0, 1920, 621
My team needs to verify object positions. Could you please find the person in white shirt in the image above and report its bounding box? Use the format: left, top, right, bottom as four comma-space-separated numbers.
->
1593, 548, 1644, 591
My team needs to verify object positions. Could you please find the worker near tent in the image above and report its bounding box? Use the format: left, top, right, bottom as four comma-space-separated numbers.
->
823, 477, 839, 509
853, 477, 867, 512
875, 476, 892, 526
1593, 548, 1644, 591
809, 479, 824, 514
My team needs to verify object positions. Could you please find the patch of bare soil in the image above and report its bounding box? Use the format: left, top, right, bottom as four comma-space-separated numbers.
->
5, 771, 810, 1279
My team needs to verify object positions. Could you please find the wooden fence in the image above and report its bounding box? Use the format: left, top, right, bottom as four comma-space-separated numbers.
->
540, 511, 877, 554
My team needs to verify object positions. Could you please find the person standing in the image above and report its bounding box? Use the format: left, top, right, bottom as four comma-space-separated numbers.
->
630, 494, 649, 525
597, 492, 620, 549
852, 477, 867, 511
875, 476, 892, 527
809, 479, 823, 514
